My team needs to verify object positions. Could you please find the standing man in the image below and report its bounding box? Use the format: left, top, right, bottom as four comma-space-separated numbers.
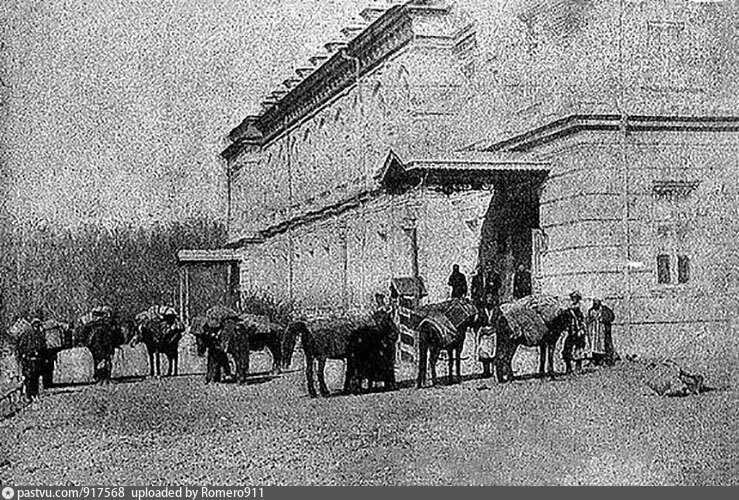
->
513, 264, 532, 299
18, 318, 46, 402
587, 298, 616, 367
470, 265, 485, 309
484, 266, 502, 308
448, 264, 468, 299
562, 291, 587, 374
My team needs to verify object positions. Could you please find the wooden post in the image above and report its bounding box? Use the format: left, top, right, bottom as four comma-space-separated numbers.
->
178, 266, 185, 322
341, 225, 348, 312
226, 262, 232, 309
184, 265, 191, 325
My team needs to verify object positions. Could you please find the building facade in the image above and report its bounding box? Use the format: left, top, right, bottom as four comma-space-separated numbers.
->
208, 0, 739, 363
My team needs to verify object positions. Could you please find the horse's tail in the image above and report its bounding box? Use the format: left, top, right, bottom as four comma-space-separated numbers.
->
417, 326, 428, 387
287, 321, 309, 354
281, 324, 300, 371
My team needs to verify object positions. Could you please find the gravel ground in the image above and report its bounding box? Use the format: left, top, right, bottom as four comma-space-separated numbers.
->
0, 355, 737, 486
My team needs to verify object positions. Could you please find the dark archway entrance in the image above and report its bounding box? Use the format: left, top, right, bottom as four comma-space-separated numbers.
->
478, 172, 545, 301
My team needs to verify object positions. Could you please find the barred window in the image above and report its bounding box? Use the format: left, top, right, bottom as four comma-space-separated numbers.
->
678, 255, 690, 284
657, 254, 671, 284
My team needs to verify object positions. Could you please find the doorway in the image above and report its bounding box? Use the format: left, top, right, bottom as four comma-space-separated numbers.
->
478, 173, 543, 302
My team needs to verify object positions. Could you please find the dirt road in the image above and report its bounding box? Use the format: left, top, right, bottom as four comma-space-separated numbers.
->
0, 359, 736, 485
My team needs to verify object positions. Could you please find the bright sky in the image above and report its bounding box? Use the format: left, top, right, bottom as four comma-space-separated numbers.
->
1, 0, 371, 229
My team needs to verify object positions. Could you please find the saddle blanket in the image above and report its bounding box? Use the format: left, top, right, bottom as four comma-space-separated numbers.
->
419, 314, 458, 347
135, 305, 178, 325
415, 299, 477, 331
40, 320, 70, 350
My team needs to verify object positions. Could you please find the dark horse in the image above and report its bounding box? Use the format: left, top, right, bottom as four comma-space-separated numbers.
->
287, 309, 399, 398
415, 299, 486, 388
75, 317, 131, 384
493, 308, 580, 382
135, 318, 184, 377
240, 313, 299, 375
37, 320, 74, 388
193, 314, 250, 384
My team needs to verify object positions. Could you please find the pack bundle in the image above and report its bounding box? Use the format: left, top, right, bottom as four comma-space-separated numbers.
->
135, 305, 182, 334
204, 305, 242, 332
500, 295, 569, 347
7, 319, 32, 342
40, 319, 72, 350
240, 313, 282, 336
645, 359, 706, 397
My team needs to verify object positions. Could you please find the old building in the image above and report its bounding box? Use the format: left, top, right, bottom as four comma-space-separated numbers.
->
183, 0, 739, 364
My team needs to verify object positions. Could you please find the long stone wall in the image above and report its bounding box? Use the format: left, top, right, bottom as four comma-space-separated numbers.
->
240, 187, 493, 316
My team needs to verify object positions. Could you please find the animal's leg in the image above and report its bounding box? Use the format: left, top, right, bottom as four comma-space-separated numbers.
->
244, 348, 250, 382
417, 339, 427, 389
233, 355, 246, 384
386, 363, 396, 391
206, 351, 217, 383
42, 357, 54, 388
205, 351, 212, 383
548, 344, 556, 379
498, 341, 515, 383
155, 351, 162, 378
447, 348, 454, 385
306, 356, 317, 398
430, 347, 440, 386
343, 355, 354, 395
169, 353, 177, 377
270, 345, 281, 375
539, 346, 547, 377
148, 350, 155, 378
317, 358, 330, 397
455, 347, 462, 384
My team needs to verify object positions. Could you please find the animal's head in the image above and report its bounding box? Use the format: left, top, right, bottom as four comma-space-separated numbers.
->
190, 316, 211, 357
111, 319, 132, 347
372, 309, 400, 345
223, 318, 249, 353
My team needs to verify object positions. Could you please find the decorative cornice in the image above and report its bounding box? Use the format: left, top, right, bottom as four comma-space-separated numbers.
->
472, 115, 739, 153
252, 5, 413, 147
377, 151, 550, 194
224, 2, 460, 158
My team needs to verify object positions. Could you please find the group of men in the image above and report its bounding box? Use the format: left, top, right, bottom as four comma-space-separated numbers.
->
563, 291, 617, 371
447, 263, 531, 307
446, 264, 617, 371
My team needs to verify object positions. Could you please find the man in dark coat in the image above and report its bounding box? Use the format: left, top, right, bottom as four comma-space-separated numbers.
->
484, 268, 502, 308
448, 264, 468, 299
470, 266, 485, 309
18, 319, 46, 401
562, 291, 587, 374
513, 264, 532, 299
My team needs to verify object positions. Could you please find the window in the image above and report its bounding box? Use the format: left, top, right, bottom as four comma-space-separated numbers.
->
678, 255, 690, 284
656, 254, 691, 285
657, 254, 671, 284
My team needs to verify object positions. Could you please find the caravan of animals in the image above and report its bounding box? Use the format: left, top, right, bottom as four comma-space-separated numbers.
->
7, 263, 651, 404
